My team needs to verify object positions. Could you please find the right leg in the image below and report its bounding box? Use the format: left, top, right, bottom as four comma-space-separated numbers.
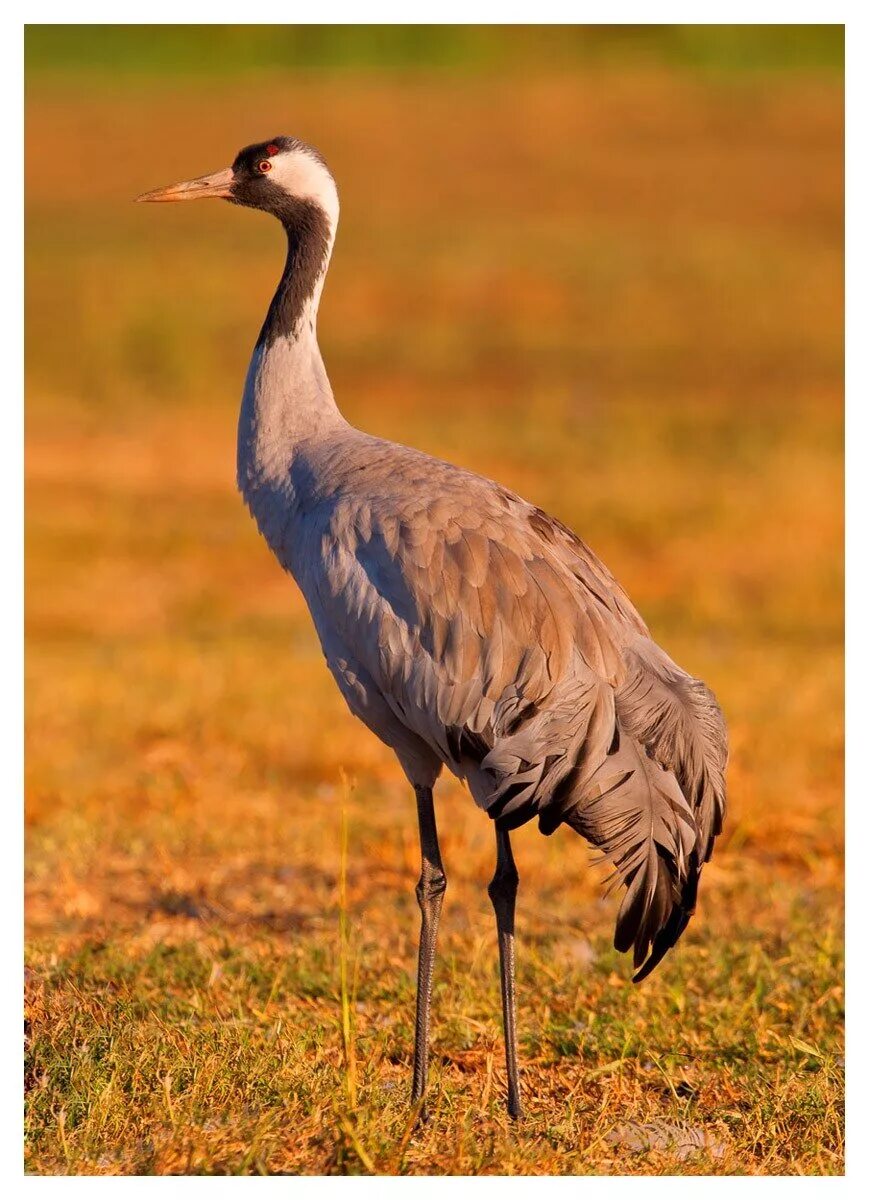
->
487, 826, 523, 1119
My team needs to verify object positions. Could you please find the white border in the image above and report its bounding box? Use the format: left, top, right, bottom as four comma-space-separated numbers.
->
7, 4, 857, 1191
6, 4, 855, 28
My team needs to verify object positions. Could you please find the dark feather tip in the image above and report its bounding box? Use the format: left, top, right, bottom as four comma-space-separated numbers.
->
631, 907, 691, 983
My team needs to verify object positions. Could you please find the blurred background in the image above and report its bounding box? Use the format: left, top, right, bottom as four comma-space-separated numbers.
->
25, 26, 843, 1176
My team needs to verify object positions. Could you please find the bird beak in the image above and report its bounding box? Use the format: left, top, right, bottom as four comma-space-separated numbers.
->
136, 166, 235, 203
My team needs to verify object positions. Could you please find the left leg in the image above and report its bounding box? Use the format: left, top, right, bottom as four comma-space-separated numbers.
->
410, 784, 447, 1119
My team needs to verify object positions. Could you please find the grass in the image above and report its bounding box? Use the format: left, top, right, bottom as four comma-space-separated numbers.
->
25, 25, 844, 78
25, 48, 843, 1175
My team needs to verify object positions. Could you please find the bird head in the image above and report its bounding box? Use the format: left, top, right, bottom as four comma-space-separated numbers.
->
136, 136, 339, 232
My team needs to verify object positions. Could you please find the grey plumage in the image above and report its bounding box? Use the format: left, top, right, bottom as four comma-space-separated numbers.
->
280, 436, 726, 977
139, 135, 728, 1118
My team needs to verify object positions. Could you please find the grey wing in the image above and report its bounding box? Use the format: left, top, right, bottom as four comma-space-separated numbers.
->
608, 638, 728, 979
305, 470, 627, 795
305, 460, 726, 978
538, 512, 727, 977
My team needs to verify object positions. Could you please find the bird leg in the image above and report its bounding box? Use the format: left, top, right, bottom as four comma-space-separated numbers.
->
411, 784, 447, 1120
488, 826, 523, 1119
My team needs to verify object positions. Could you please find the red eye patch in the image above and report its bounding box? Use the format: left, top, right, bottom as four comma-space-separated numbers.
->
266, 143, 279, 157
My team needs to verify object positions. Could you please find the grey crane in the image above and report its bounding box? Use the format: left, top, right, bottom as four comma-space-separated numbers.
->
138, 136, 727, 1120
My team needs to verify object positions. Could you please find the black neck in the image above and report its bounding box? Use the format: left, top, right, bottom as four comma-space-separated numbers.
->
256, 198, 331, 350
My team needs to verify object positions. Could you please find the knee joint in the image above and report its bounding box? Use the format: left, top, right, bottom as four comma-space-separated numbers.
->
487, 865, 519, 905
416, 869, 447, 906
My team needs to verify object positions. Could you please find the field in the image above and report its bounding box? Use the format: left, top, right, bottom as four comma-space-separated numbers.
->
25, 29, 843, 1175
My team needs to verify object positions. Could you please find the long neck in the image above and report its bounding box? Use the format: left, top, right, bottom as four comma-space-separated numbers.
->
258, 198, 333, 350
237, 200, 344, 505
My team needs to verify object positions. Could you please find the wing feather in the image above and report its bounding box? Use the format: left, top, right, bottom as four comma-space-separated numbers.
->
567, 736, 697, 970
300, 438, 726, 980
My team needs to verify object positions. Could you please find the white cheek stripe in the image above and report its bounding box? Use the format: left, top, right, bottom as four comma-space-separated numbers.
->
268, 151, 340, 230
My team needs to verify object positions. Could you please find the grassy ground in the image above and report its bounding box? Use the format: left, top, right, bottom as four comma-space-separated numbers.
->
25, 47, 843, 1175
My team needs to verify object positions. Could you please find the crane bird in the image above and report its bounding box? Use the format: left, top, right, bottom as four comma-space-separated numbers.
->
138, 136, 727, 1120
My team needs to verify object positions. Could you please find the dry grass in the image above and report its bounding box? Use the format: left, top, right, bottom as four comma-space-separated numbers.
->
25, 65, 843, 1174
